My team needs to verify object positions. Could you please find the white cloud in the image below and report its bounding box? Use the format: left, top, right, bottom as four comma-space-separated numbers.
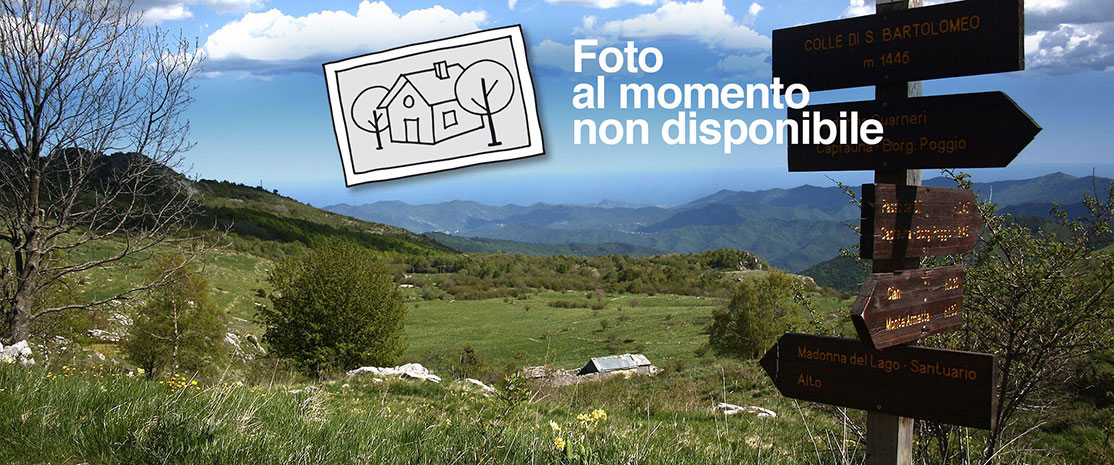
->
509, 0, 519, 10
545, 0, 657, 9
582, 0, 769, 52
202, 0, 265, 14
133, 0, 262, 22
713, 52, 768, 78
1023, 0, 1114, 74
141, 5, 193, 24
747, 3, 763, 18
841, 0, 871, 18
530, 39, 575, 71
1027, 22, 1114, 73
842, 0, 954, 19
201, 2, 487, 76
1027, 0, 1114, 30
836, 0, 1114, 74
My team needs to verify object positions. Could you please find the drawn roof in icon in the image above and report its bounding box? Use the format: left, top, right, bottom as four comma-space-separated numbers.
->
379, 62, 466, 109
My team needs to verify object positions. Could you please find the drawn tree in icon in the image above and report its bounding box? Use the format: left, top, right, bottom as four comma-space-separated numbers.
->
455, 60, 515, 147
352, 86, 390, 150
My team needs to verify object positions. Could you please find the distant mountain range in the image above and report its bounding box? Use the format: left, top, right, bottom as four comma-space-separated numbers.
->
327, 172, 1113, 271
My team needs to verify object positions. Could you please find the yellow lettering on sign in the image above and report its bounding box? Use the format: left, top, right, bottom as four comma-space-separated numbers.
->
887, 287, 902, 300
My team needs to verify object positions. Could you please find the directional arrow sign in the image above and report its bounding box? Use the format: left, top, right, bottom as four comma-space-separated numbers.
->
760, 333, 998, 429
772, 0, 1023, 91
787, 92, 1040, 172
861, 183, 981, 260
851, 265, 965, 350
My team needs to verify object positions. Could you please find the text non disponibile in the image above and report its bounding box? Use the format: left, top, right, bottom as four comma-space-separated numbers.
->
570, 40, 884, 154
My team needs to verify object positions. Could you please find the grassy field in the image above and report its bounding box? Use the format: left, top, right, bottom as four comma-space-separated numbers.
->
11, 241, 1104, 464
402, 289, 854, 373
0, 359, 863, 465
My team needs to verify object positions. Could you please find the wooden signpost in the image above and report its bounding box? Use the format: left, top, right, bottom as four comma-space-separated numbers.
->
860, 184, 981, 260
759, 333, 998, 429
772, 0, 1023, 91
787, 92, 1041, 172
769, 0, 1040, 463
851, 265, 965, 349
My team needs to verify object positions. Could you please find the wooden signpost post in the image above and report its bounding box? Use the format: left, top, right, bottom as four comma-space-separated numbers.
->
759, 333, 998, 429
769, 0, 1040, 463
787, 92, 1041, 172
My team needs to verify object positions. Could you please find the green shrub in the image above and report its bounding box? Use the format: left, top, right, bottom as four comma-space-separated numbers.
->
707, 271, 800, 359
121, 255, 228, 378
260, 241, 406, 375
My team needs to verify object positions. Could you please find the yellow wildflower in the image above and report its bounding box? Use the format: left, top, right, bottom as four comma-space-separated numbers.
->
549, 420, 561, 432
552, 437, 566, 451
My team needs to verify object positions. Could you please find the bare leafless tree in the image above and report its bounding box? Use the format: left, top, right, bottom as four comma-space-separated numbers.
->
0, 0, 205, 343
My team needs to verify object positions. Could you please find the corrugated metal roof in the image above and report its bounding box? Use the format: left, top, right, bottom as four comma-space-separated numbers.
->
579, 353, 651, 375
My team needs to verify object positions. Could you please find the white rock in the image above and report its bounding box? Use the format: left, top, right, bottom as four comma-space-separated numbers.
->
345, 363, 441, 383
715, 403, 776, 418
0, 340, 35, 366
464, 378, 497, 394
245, 334, 266, 355
225, 332, 242, 351
87, 329, 122, 343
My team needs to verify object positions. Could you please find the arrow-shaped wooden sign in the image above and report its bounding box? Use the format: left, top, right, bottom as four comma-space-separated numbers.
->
759, 333, 998, 429
787, 92, 1040, 172
773, 0, 1023, 91
851, 265, 965, 349
861, 183, 981, 260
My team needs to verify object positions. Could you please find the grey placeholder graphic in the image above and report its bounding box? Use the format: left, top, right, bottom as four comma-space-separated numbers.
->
324, 26, 544, 185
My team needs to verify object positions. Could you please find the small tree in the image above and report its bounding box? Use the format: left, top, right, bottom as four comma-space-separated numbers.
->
260, 241, 406, 375
455, 59, 514, 147
351, 86, 390, 150
122, 256, 227, 378
940, 172, 1114, 463
0, 0, 204, 344
708, 271, 801, 359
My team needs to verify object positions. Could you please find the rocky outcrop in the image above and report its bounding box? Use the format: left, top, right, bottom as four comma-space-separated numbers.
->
345, 363, 442, 383
0, 340, 35, 366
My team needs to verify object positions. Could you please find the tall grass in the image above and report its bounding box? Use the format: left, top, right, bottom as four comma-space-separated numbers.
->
0, 362, 819, 465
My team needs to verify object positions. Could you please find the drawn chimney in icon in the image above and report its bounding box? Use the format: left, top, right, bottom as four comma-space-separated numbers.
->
434, 61, 449, 79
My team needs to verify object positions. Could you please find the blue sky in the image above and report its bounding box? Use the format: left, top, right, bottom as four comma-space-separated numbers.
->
138, 0, 1114, 207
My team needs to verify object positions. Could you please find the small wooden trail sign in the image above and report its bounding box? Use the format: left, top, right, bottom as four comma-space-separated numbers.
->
861, 183, 981, 260
759, 333, 998, 429
772, 0, 1023, 91
851, 265, 965, 350
787, 92, 1041, 172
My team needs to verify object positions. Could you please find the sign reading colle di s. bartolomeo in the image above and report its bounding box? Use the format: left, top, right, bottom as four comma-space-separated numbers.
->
772, 0, 1023, 91
759, 333, 999, 430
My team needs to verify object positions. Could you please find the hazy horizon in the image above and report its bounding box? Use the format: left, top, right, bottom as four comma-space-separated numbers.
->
255, 163, 1114, 209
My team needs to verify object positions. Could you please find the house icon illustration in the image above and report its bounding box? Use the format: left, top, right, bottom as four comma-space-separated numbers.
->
377, 61, 486, 145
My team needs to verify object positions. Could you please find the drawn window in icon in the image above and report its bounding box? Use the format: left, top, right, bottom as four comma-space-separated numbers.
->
403, 95, 415, 108
442, 109, 457, 128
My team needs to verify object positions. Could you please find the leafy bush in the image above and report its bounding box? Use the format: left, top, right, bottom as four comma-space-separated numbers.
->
260, 241, 407, 375
707, 272, 801, 359
122, 256, 228, 378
